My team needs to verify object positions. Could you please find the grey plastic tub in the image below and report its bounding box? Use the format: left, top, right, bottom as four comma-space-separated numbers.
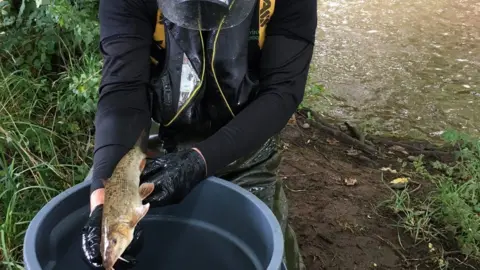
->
23, 174, 285, 270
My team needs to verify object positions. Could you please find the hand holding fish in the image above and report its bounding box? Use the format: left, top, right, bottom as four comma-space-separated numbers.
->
139, 148, 207, 207
81, 131, 155, 270
81, 141, 206, 269
81, 204, 144, 269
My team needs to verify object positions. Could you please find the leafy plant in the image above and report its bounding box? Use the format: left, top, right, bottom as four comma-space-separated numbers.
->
384, 130, 480, 262
0, 0, 99, 268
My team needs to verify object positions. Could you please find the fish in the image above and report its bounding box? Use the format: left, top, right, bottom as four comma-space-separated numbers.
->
100, 130, 155, 270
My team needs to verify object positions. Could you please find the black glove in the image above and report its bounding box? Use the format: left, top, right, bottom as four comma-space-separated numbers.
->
140, 149, 207, 207
81, 204, 144, 269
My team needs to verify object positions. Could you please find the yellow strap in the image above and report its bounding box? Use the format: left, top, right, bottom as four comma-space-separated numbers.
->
153, 0, 276, 50
153, 10, 166, 49
259, 0, 275, 49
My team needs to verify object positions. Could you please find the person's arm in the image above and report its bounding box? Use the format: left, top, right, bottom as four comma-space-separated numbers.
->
90, 0, 156, 210
194, 0, 318, 175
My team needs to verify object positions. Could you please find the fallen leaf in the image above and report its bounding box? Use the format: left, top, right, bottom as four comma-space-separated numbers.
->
389, 177, 409, 189
327, 138, 339, 145
287, 114, 297, 125
344, 178, 357, 186
391, 177, 409, 184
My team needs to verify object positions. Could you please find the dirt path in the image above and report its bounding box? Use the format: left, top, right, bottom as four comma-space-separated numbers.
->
278, 112, 458, 270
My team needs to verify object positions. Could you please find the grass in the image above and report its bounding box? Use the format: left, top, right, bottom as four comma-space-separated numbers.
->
382, 130, 480, 268
1, 0, 99, 268
0, 62, 96, 269
300, 64, 332, 112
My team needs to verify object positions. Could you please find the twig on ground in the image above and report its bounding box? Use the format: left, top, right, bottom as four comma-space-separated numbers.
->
370, 137, 454, 160
284, 159, 309, 174
356, 155, 379, 167
312, 226, 335, 245
309, 118, 378, 156
298, 110, 378, 157
372, 137, 422, 150
322, 94, 333, 105
409, 180, 422, 193
374, 234, 409, 264
284, 184, 307, 193
407, 150, 454, 160
313, 145, 331, 162
405, 250, 467, 263
280, 172, 321, 178
344, 122, 365, 143
299, 109, 336, 130
449, 257, 477, 270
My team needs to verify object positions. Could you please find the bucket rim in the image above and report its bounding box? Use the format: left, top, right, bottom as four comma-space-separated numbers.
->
24, 178, 90, 270
206, 176, 285, 270
23, 176, 284, 270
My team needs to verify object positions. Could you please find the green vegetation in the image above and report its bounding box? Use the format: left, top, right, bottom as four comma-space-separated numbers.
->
301, 65, 331, 111
383, 130, 480, 268
1, 0, 99, 268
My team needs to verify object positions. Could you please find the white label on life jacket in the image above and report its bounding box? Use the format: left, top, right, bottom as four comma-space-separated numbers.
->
178, 53, 200, 108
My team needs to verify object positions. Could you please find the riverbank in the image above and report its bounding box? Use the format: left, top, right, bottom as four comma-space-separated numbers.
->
282, 110, 480, 269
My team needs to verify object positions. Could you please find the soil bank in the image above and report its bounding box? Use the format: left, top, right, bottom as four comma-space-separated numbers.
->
279, 111, 476, 270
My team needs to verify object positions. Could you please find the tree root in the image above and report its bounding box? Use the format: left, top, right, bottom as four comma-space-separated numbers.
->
296, 108, 456, 163
298, 109, 378, 157
344, 121, 365, 144
370, 137, 455, 161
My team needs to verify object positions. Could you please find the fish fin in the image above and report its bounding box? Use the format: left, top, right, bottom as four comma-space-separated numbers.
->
139, 158, 146, 172
139, 183, 154, 200
130, 203, 150, 227
134, 129, 147, 150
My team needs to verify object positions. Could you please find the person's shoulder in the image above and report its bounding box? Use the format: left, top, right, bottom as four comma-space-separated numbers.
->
270, 0, 317, 21
99, 0, 158, 36
143, 0, 158, 10
101, 0, 157, 16
133, 0, 158, 17
266, 0, 317, 43
274, 0, 317, 11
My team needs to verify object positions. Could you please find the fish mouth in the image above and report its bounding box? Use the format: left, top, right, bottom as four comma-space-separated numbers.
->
103, 255, 132, 270
103, 260, 114, 270
103, 254, 119, 270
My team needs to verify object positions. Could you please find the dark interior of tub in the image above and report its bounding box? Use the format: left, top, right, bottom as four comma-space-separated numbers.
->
30, 179, 277, 270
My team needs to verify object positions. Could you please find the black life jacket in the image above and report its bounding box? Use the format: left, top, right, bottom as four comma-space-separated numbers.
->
148, 0, 276, 141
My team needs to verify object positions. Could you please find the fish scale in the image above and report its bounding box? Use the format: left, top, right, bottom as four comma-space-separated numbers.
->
100, 131, 155, 270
